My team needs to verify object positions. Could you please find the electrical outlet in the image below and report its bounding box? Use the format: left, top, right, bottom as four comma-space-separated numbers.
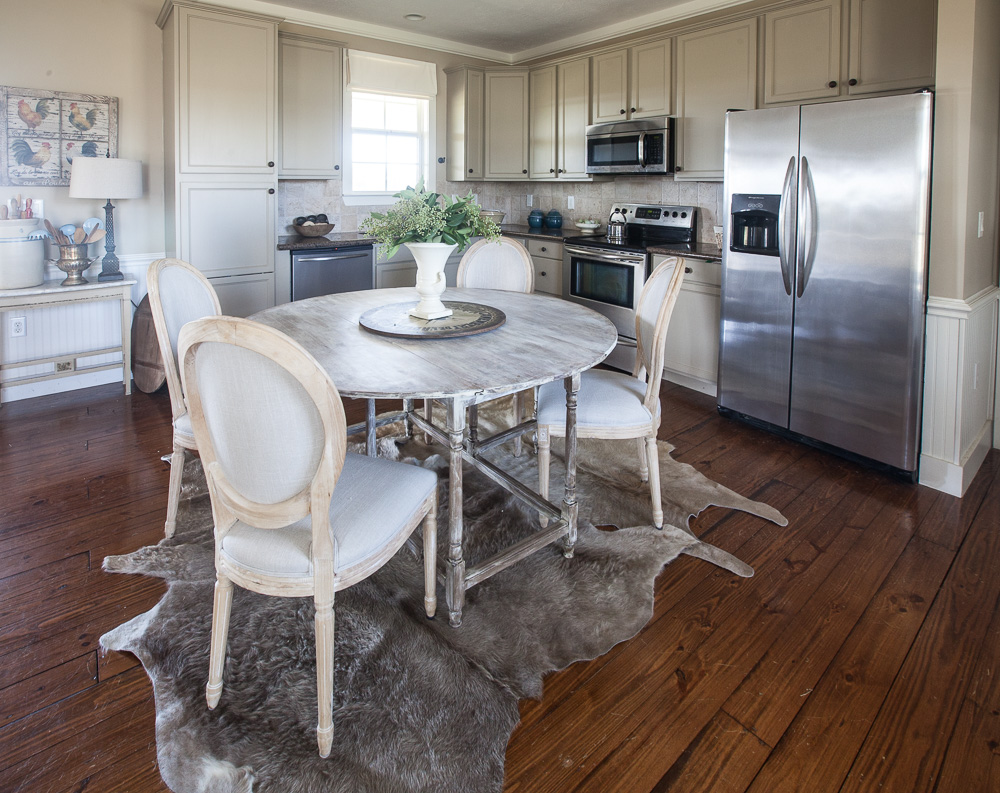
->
10, 316, 25, 337
56, 361, 74, 373
526, 194, 533, 207
567, 196, 575, 210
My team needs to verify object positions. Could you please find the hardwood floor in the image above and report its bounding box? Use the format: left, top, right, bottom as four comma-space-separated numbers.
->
1, 381, 997, 792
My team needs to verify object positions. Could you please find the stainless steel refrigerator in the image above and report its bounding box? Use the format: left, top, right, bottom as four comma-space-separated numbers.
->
717, 92, 933, 477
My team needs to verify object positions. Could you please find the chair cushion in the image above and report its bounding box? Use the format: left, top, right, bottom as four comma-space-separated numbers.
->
219, 452, 436, 579
173, 411, 195, 444
536, 369, 657, 432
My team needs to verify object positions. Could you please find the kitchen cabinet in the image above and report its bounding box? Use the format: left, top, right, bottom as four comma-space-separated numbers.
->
445, 66, 485, 181
526, 239, 562, 296
656, 254, 721, 394
847, 0, 936, 96
557, 58, 591, 178
591, 39, 671, 123
764, 0, 842, 104
279, 33, 342, 178
675, 18, 757, 180
164, 3, 277, 174
763, 0, 935, 104
159, 1, 278, 313
485, 71, 530, 179
529, 67, 557, 179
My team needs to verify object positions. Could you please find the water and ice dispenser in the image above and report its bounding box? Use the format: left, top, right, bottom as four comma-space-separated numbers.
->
730, 194, 780, 257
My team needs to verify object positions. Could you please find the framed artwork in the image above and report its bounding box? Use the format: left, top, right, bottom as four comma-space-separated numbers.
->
0, 86, 119, 186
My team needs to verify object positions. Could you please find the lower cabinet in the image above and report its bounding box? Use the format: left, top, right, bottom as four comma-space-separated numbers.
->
526, 239, 562, 295
657, 254, 721, 395
208, 271, 275, 317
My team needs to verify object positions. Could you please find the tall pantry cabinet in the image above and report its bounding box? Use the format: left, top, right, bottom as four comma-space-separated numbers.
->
158, 1, 278, 316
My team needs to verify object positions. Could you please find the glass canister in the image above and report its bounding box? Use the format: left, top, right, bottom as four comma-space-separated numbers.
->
0, 218, 45, 289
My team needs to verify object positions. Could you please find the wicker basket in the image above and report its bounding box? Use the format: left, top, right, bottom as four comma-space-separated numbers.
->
293, 223, 335, 237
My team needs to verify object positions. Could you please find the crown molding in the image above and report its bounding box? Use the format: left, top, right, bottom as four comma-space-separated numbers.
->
160, 0, 755, 64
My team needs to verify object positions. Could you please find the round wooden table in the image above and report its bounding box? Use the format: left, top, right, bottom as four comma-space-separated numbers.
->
253, 287, 618, 626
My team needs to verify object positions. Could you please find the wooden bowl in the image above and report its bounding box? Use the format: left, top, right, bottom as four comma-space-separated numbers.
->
293, 223, 335, 237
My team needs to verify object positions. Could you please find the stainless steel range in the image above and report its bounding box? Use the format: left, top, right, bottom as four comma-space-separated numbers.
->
562, 203, 697, 370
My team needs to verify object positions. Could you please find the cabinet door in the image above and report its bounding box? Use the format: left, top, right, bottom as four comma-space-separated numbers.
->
558, 58, 591, 178
527, 239, 563, 295
529, 67, 558, 179
764, 0, 842, 104
848, 0, 936, 95
630, 39, 672, 118
279, 35, 342, 178
179, 181, 276, 278
177, 6, 276, 173
591, 49, 629, 122
208, 272, 275, 317
485, 71, 529, 179
446, 67, 484, 181
675, 18, 757, 180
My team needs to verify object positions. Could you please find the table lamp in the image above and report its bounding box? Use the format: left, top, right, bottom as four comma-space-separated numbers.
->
69, 157, 143, 282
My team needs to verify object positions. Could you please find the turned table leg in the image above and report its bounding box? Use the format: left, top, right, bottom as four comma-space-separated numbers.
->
563, 373, 580, 557
444, 398, 467, 627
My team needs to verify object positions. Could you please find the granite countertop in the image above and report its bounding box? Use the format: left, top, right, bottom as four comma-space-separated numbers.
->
277, 232, 376, 251
498, 224, 576, 241
647, 242, 723, 261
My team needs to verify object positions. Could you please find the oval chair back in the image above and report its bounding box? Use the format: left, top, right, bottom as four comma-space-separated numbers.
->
456, 237, 534, 293
634, 256, 687, 413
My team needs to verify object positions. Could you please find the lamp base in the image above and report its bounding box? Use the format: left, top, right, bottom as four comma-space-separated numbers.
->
97, 199, 125, 281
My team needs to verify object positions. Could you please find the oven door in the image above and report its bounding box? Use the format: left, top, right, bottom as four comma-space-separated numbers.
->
562, 244, 646, 339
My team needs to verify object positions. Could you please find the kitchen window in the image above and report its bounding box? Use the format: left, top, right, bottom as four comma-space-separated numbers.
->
343, 50, 437, 203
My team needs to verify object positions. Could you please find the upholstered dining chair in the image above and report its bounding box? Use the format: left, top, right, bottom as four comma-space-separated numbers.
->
146, 257, 222, 538
178, 315, 438, 758
535, 256, 687, 529
428, 236, 535, 452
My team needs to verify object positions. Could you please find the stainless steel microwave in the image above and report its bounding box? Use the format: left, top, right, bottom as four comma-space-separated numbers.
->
585, 116, 674, 175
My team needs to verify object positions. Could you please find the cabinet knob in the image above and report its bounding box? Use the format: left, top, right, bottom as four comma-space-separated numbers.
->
268, 161, 274, 167
268, 188, 275, 194
558, 168, 564, 173
334, 164, 340, 170
540, 271, 547, 277
550, 168, 555, 173
630, 107, 636, 113
540, 246, 546, 252
437, 156, 446, 163
522, 169, 527, 174
828, 80, 838, 88
848, 78, 858, 86
469, 168, 474, 173
619, 108, 626, 115
684, 266, 693, 274
675, 165, 683, 172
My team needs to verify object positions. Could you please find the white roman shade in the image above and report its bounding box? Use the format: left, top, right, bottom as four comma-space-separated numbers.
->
346, 50, 437, 97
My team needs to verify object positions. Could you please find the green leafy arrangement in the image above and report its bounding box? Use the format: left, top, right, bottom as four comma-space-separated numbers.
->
360, 178, 501, 259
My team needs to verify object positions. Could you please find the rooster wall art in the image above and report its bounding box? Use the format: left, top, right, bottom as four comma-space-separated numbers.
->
2, 86, 118, 186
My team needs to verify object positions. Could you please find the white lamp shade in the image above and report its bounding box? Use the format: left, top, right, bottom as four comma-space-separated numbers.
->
69, 158, 143, 200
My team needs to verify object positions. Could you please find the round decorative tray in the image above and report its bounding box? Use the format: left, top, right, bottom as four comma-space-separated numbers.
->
359, 301, 506, 339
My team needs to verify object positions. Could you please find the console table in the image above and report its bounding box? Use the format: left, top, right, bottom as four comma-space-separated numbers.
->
0, 279, 135, 405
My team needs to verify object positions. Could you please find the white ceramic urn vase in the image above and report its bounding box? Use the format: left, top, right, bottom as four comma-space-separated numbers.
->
406, 242, 456, 320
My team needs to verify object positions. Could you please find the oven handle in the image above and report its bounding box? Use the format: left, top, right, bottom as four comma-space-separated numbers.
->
564, 244, 645, 266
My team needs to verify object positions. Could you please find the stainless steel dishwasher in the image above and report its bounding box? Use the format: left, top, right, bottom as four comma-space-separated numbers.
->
290, 244, 375, 300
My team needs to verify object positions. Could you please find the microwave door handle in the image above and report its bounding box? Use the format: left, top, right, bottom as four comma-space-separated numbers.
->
637, 131, 646, 167
796, 156, 819, 299
777, 155, 796, 296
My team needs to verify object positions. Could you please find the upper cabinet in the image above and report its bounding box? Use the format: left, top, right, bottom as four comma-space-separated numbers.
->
529, 66, 558, 179
167, 3, 277, 174
675, 18, 757, 180
557, 58, 591, 178
847, 0, 936, 95
278, 34, 342, 178
764, 0, 935, 105
484, 70, 530, 179
591, 39, 671, 122
446, 66, 485, 181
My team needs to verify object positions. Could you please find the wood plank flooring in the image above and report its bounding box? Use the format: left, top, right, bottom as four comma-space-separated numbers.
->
1, 381, 997, 792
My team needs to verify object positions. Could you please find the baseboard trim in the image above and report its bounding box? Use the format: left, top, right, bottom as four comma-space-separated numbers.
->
919, 419, 994, 496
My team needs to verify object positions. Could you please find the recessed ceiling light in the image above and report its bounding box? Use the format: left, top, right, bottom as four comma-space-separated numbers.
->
404, 13, 425, 21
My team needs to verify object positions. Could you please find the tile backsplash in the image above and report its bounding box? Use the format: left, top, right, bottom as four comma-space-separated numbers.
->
278, 176, 723, 244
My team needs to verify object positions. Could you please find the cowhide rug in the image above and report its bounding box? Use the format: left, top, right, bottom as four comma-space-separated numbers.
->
101, 402, 786, 793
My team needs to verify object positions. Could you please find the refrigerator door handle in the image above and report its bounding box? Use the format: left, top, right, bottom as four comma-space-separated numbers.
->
797, 156, 819, 298
778, 156, 797, 296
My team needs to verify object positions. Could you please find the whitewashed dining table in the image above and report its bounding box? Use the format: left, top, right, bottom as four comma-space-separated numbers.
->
252, 287, 618, 627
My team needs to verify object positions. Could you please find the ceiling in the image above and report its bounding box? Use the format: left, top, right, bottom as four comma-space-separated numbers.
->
231, 0, 749, 61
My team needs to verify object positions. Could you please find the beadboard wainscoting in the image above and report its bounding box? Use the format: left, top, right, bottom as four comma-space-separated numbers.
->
0, 253, 160, 404
920, 286, 999, 496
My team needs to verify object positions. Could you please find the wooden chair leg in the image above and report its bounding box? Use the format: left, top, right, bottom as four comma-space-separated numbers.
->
423, 399, 433, 445
538, 426, 550, 527
314, 588, 335, 758
206, 572, 233, 709
165, 441, 186, 538
646, 434, 663, 528
513, 391, 524, 457
636, 437, 649, 482
423, 494, 438, 619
